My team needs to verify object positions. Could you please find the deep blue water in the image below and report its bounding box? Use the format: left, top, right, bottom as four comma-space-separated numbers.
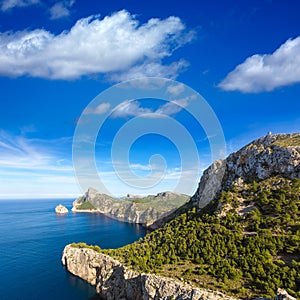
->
0, 199, 146, 300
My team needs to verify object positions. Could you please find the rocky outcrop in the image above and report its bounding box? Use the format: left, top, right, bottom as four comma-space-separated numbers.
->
55, 204, 68, 214
72, 189, 189, 227
62, 245, 238, 300
255, 288, 297, 300
192, 133, 300, 208
275, 288, 297, 300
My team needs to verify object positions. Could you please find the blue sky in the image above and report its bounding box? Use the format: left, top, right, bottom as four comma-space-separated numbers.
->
0, 0, 299, 198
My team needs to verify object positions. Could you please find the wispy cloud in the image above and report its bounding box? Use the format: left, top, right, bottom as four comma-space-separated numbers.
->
108, 60, 189, 82
156, 95, 195, 115
0, 0, 39, 11
0, 130, 79, 198
166, 83, 185, 96
84, 102, 111, 115
0, 10, 194, 80
110, 100, 152, 118
219, 36, 300, 93
0, 130, 72, 171
111, 95, 196, 119
49, 0, 75, 20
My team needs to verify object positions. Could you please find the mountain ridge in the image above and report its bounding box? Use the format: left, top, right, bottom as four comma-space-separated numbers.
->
72, 189, 190, 226
150, 132, 300, 229
63, 133, 300, 299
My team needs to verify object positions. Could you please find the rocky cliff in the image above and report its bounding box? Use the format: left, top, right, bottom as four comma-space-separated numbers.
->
72, 189, 190, 227
62, 133, 300, 299
192, 133, 300, 208
62, 244, 239, 300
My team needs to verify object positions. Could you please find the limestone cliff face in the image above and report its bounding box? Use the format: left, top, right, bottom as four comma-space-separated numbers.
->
62, 245, 238, 300
192, 133, 300, 208
73, 190, 189, 226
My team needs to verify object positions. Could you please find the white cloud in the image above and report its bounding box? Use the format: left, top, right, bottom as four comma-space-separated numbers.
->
108, 60, 189, 82
111, 100, 152, 118
1, 0, 39, 11
130, 163, 151, 171
0, 130, 72, 171
156, 95, 195, 115
110, 94, 196, 119
166, 83, 185, 96
84, 102, 111, 115
0, 130, 80, 198
219, 36, 300, 93
0, 10, 194, 80
49, 0, 75, 20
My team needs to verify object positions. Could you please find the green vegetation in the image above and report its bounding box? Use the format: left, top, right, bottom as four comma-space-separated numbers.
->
103, 177, 300, 299
272, 135, 300, 147
123, 193, 190, 211
70, 242, 101, 253
76, 201, 96, 210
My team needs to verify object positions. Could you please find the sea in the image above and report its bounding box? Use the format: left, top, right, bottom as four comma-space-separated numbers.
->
0, 199, 146, 300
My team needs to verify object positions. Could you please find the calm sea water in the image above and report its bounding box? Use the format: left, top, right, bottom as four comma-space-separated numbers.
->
0, 199, 146, 300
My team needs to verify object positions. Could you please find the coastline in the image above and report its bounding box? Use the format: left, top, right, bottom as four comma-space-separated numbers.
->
62, 244, 239, 300
71, 208, 100, 213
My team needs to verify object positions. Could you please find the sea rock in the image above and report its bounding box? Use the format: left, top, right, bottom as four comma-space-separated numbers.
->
55, 204, 68, 214
62, 245, 238, 300
192, 133, 300, 208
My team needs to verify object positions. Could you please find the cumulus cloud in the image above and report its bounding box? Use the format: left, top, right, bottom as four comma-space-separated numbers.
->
1, 0, 39, 11
0, 10, 194, 80
219, 36, 300, 93
49, 0, 75, 20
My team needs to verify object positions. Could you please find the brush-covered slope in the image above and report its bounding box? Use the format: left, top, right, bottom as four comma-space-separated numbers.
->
104, 133, 300, 299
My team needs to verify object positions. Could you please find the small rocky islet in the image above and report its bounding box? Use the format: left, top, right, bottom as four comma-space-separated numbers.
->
55, 204, 68, 214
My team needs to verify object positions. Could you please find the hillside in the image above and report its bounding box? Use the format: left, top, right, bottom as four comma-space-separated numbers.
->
106, 176, 300, 298
104, 133, 300, 299
150, 132, 300, 229
65, 133, 300, 299
72, 189, 190, 226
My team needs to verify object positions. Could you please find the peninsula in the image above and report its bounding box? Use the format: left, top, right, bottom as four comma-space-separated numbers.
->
72, 190, 190, 227
62, 133, 300, 299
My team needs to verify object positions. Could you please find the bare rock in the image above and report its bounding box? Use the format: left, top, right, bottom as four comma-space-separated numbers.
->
192, 133, 300, 208
62, 245, 239, 300
55, 204, 68, 214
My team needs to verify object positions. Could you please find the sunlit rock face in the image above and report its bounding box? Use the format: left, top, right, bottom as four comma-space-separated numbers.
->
192, 133, 300, 208
62, 245, 239, 300
55, 204, 68, 214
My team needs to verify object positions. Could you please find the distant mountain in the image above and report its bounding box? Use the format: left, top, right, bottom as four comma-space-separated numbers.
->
72, 189, 190, 227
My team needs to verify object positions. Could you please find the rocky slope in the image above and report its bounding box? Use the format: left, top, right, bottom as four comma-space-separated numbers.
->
72, 189, 189, 226
192, 133, 300, 208
150, 133, 300, 229
62, 133, 300, 299
62, 244, 238, 300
